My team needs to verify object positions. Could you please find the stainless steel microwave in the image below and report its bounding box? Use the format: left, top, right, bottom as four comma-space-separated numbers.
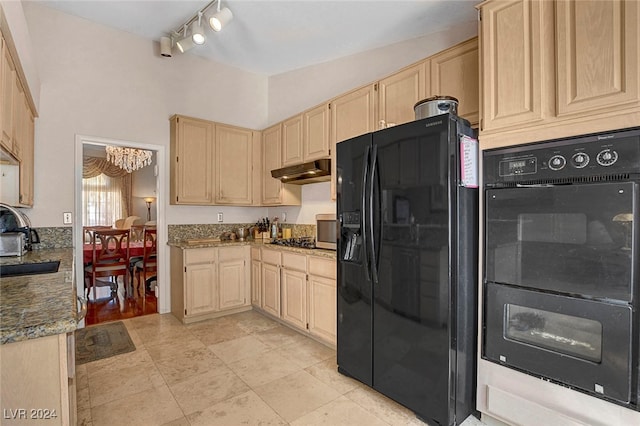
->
316, 214, 337, 250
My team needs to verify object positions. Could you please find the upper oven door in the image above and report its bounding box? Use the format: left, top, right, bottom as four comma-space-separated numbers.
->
485, 181, 637, 302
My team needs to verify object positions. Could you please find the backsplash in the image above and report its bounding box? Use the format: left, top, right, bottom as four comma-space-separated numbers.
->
30, 224, 317, 249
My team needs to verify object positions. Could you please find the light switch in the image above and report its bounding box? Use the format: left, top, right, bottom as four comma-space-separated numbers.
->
217, 212, 223, 222
63, 212, 72, 225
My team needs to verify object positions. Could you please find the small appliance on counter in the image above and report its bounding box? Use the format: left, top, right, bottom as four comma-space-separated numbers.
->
0, 203, 40, 256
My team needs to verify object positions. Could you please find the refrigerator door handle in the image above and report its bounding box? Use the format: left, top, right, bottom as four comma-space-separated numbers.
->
361, 145, 371, 282
369, 144, 379, 285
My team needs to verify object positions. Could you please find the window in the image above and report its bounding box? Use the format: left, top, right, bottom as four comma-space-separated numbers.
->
82, 174, 124, 226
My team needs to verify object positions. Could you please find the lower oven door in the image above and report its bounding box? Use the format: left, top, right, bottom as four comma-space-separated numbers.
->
484, 282, 633, 405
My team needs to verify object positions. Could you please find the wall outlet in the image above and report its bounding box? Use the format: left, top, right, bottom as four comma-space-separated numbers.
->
217, 212, 223, 222
282, 212, 287, 222
63, 212, 72, 225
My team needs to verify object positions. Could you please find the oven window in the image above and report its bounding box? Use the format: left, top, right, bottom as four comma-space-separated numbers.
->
505, 304, 603, 363
485, 182, 636, 301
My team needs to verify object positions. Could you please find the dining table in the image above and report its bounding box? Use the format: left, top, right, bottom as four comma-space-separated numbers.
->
82, 240, 152, 264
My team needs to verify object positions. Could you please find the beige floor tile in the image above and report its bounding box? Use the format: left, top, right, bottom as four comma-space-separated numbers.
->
254, 324, 311, 348
188, 320, 250, 346
291, 395, 390, 426
276, 337, 336, 368
85, 345, 154, 377
155, 346, 227, 385
76, 407, 92, 426
160, 417, 191, 426
145, 335, 206, 361
76, 385, 91, 412
187, 390, 287, 426
231, 310, 281, 333
126, 312, 182, 330
227, 349, 302, 388
345, 385, 420, 425
305, 358, 362, 395
135, 322, 196, 347
88, 357, 165, 407
90, 385, 183, 426
76, 364, 89, 392
253, 370, 342, 422
169, 367, 250, 415
208, 334, 271, 364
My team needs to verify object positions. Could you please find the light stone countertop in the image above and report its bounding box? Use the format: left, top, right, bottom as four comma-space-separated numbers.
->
168, 238, 337, 259
0, 248, 77, 345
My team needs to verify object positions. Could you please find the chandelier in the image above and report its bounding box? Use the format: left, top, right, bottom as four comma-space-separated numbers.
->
105, 146, 153, 173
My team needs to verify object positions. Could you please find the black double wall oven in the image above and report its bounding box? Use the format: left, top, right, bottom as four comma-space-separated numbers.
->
483, 127, 640, 410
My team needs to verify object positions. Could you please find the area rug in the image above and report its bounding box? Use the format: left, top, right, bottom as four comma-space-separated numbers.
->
75, 321, 136, 365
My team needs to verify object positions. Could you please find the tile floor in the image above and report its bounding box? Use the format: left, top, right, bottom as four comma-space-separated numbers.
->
77, 310, 486, 426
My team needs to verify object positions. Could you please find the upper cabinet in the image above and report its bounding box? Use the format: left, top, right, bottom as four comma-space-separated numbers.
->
0, 32, 36, 207
282, 114, 304, 166
477, 0, 640, 147
303, 103, 331, 161
170, 115, 215, 205
261, 123, 302, 206
430, 38, 480, 126
215, 123, 254, 205
378, 62, 427, 129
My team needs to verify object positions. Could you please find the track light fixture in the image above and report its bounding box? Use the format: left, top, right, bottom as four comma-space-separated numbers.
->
159, 0, 233, 58
209, 0, 233, 32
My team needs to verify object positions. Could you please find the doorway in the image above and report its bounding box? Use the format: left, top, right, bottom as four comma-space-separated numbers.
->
74, 135, 167, 327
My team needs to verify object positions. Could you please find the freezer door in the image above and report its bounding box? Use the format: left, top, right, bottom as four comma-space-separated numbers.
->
371, 116, 454, 424
337, 133, 374, 386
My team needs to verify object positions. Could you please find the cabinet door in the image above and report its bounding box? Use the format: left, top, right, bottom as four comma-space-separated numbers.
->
555, 0, 639, 117
262, 123, 283, 204
185, 263, 217, 316
330, 84, 377, 199
18, 102, 34, 206
430, 38, 480, 126
282, 114, 303, 166
308, 274, 337, 345
219, 259, 247, 310
281, 268, 307, 330
303, 103, 330, 161
378, 62, 427, 129
215, 124, 253, 204
479, 0, 553, 132
170, 115, 214, 204
1, 42, 16, 154
251, 259, 261, 307
261, 263, 281, 317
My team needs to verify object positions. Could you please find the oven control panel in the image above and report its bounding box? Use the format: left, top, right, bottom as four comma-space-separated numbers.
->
484, 127, 640, 185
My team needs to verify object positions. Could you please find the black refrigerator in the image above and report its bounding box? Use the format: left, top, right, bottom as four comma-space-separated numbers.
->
336, 113, 479, 426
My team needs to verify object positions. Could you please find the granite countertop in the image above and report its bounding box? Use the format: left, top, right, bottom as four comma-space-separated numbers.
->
0, 248, 77, 345
169, 238, 337, 259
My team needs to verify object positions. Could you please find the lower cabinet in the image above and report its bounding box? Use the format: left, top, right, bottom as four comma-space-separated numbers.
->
170, 245, 251, 323
252, 247, 337, 346
0, 332, 76, 425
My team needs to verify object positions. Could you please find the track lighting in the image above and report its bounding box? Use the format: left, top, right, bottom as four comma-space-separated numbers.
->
158, 0, 233, 58
191, 12, 205, 45
209, 1, 233, 32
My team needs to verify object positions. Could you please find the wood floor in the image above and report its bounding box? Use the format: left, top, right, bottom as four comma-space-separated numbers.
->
85, 281, 157, 326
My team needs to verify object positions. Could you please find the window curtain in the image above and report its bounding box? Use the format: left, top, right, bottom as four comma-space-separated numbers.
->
82, 156, 132, 226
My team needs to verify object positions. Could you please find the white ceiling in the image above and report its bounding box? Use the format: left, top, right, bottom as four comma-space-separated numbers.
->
34, 0, 478, 76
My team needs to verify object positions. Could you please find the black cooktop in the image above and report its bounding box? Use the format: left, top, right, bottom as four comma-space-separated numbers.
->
270, 237, 316, 249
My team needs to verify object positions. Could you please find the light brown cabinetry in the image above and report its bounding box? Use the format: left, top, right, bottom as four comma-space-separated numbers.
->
261, 123, 302, 206
1, 35, 16, 155
281, 252, 307, 330
430, 38, 480, 125
260, 248, 282, 317
378, 62, 427, 130
282, 114, 304, 166
250, 247, 261, 306
1, 333, 76, 426
170, 245, 250, 323
170, 115, 214, 204
307, 257, 337, 344
303, 103, 331, 161
477, 0, 640, 148
215, 123, 254, 205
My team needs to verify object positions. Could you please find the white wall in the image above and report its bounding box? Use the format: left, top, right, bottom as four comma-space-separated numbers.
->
268, 181, 334, 225
22, 2, 269, 227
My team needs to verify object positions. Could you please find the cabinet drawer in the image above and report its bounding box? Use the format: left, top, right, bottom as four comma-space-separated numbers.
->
185, 248, 216, 265
261, 248, 281, 265
282, 252, 307, 272
218, 245, 247, 262
251, 246, 261, 261
308, 257, 336, 279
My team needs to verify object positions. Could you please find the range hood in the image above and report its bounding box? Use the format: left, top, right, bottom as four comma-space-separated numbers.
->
271, 159, 331, 185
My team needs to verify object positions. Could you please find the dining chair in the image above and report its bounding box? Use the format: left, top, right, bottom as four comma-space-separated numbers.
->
134, 227, 157, 295
84, 228, 131, 301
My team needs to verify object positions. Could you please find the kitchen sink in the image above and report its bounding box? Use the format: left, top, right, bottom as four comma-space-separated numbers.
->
0, 260, 61, 278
